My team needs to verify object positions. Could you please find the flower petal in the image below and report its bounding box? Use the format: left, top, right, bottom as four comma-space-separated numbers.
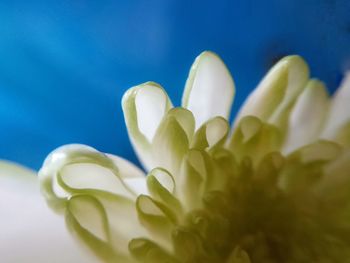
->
315, 149, 350, 199
321, 71, 350, 141
106, 154, 145, 178
129, 238, 179, 263
152, 109, 192, 175
0, 160, 97, 263
334, 121, 350, 147
177, 150, 210, 211
146, 168, 183, 218
66, 193, 144, 262
39, 144, 139, 212
283, 79, 330, 153
136, 195, 175, 251
107, 153, 148, 195
182, 51, 235, 129
191, 117, 229, 150
122, 82, 173, 171
229, 116, 282, 164
236, 55, 309, 130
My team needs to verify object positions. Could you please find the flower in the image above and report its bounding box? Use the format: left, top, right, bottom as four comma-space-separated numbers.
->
5, 51, 350, 262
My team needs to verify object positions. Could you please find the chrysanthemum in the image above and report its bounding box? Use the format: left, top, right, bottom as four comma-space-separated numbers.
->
5, 52, 350, 262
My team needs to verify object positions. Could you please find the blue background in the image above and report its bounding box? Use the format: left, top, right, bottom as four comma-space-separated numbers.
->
0, 0, 349, 170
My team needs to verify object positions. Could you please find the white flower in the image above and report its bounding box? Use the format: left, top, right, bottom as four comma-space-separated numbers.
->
3, 52, 350, 262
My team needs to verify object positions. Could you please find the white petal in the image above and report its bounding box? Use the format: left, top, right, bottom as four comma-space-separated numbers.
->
182, 51, 235, 129
283, 80, 329, 153
321, 72, 350, 140
122, 82, 172, 171
124, 177, 148, 195
151, 110, 190, 176
39, 144, 139, 203
106, 154, 145, 178
150, 168, 175, 194
205, 117, 229, 147
135, 84, 169, 141
106, 154, 148, 195
0, 160, 98, 263
235, 56, 309, 129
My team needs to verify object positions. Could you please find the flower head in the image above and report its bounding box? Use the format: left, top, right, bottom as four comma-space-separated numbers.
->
38, 52, 350, 263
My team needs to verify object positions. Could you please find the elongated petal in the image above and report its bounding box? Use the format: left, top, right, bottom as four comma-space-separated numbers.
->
152, 108, 192, 175
0, 160, 97, 263
236, 56, 309, 131
182, 51, 235, 129
283, 79, 329, 153
321, 72, 350, 141
122, 82, 173, 171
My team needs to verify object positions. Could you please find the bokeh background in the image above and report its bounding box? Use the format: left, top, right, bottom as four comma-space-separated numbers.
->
0, 0, 349, 170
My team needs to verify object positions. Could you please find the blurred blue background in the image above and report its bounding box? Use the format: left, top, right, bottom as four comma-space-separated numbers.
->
0, 0, 349, 170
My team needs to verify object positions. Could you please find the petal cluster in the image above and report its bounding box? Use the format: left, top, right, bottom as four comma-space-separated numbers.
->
39, 52, 350, 263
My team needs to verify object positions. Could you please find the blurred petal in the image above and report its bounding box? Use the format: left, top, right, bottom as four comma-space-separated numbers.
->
334, 121, 350, 147
129, 238, 179, 263
283, 79, 329, 153
182, 51, 235, 129
122, 82, 173, 171
229, 116, 282, 164
321, 72, 350, 140
0, 160, 98, 263
236, 55, 309, 130
227, 247, 251, 263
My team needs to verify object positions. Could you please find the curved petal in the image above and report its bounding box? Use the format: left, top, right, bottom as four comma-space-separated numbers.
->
38, 145, 150, 261
0, 160, 98, 263
38, 144, 140, 212
283, 79, 329, 153
182, 51, 235, 129
122, 82, 173, 171
191, 116, 229, 150
235, 55, 309, 131
321, 71, 350, 141
106, 154, 145, 178
106, 153, 147, 195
